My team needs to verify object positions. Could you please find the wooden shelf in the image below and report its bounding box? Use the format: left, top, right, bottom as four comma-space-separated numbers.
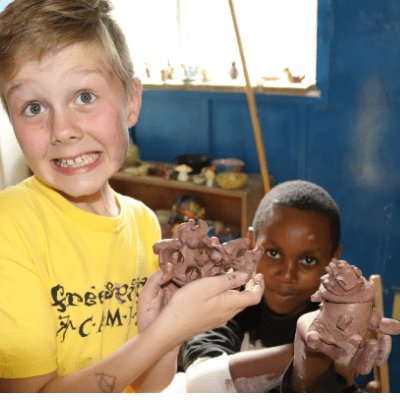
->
143, 82, 320, 97
110, 170, 272, 238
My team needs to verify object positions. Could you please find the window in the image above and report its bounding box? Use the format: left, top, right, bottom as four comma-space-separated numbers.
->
112, 0, 326, 97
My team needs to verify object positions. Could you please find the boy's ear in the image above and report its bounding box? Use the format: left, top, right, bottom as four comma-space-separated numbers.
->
127, 78, 143, 128
332, 244, 343, 260
247, 227, 255, 249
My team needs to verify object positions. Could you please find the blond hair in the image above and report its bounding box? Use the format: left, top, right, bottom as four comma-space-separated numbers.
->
0, 0, 134, 114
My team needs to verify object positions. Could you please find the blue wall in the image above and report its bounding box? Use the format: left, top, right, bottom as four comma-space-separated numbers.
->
135, 0, 400, 389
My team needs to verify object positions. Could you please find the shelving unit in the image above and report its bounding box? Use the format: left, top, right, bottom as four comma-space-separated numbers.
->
110, 170, 273, 238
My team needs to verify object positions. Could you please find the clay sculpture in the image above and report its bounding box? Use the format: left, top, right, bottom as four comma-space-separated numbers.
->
153, 219, 264, 287
306, 259, 400, 365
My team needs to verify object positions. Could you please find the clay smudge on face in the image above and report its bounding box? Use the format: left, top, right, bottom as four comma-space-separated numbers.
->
153, 219, 264, 287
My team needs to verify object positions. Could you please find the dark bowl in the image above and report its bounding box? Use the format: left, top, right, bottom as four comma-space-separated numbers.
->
175, 154, 210, 175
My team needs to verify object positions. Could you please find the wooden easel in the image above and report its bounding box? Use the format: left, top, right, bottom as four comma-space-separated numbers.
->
228, 0, 271, 194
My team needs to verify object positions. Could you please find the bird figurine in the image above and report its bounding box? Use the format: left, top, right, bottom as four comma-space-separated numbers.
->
283, 68, 305, 83
229, 61, 239, 80
145, 62, 150, 78
201, 69, 211, 83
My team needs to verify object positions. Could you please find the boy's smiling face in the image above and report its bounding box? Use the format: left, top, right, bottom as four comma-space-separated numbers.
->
5, 42, 141, 206
255, 206, 342, 318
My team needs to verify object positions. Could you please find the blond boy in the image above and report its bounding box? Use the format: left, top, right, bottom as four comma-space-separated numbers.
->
0, 0, 264, 392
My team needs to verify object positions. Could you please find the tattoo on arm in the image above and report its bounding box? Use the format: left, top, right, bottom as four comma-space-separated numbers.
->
95, 373, 117, 393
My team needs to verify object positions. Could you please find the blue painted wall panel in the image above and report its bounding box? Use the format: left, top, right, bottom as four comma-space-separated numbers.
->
137, 96, 210, 162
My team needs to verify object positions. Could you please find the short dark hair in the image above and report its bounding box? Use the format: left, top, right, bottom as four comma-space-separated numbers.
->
253, 180, 341, 254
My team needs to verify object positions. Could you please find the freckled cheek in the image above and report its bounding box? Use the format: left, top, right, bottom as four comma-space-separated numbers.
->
84, 107, 128, 147
14, 124, 49, 158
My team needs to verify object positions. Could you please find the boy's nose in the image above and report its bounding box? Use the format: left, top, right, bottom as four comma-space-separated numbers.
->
50, 110, 83, 144
279, 261, 297, 283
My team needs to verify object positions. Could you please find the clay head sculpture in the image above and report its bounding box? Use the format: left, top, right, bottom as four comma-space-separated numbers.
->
153, 219, 264, 287
305, 259, 400, 366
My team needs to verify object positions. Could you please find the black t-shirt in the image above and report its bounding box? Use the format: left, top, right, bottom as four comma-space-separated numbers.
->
182, 298, 320, 370
181, 298, 360, 392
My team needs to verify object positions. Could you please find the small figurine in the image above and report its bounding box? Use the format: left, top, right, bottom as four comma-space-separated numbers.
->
161, 69, 168, 82
145, 62, 150, 78
201, 69, 211, 83
180, 63, 188, 78
230, 60, 239, 79
167, 58, 177, 80
283, 68, 305, 83
181, 63, 197, 83
175, 164, 192, 182
153, 219, 263, 287
168, 195, 206, 226
205, 167, 216, 187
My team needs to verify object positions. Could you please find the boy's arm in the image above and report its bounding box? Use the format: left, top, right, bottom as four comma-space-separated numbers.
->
130, 346, 180, 392
228, 343, 294, 392
183, 343, 293, 393
0, 271, 264, 393
292, 311, 335, 392
0, 325, 179, 393
130, 265, 180, 392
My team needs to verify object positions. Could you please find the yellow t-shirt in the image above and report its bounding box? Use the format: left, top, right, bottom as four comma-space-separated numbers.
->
0, 176, 160, 380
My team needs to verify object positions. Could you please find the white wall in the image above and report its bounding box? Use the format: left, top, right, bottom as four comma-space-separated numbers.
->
0, 0, 29, 190
0, 108, 29, 190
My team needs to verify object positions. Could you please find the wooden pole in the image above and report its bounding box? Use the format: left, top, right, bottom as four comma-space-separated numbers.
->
228, 0, 271, 193
369, 275, 391, 393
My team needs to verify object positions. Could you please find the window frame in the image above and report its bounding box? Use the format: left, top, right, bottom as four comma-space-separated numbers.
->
143, 0, 332, 106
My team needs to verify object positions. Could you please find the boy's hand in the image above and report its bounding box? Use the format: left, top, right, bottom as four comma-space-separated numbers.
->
137, 264, 179, 331
294, 310, 393, 390
154, 272, 264, 346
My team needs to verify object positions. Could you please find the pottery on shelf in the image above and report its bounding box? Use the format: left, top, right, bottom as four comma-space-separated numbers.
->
216, 172, 247, 190
175, 164, 192, 182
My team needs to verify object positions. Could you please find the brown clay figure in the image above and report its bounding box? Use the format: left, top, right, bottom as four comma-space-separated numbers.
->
291, 259, 400, 392
304, 259, 400, 370
153, 219, 263, 287
283, 68, 306, 83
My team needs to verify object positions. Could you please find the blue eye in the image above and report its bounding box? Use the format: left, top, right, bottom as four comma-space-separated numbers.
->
24, 103, 43, 116
265, 250, 280, 259
77, 92, 96, 105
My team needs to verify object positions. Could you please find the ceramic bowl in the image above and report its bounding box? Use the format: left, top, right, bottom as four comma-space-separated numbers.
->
216, 172, 247, 190
212, 158, 244, 173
